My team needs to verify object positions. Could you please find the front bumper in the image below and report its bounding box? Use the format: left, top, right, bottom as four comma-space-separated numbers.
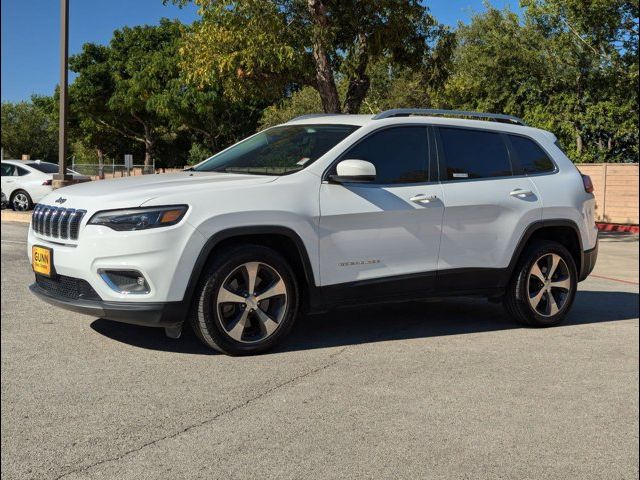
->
29, 281, 186, 328
27, 219, 206, 304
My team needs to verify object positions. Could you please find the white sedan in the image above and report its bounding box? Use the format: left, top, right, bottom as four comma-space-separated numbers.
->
0, 160, 90, 211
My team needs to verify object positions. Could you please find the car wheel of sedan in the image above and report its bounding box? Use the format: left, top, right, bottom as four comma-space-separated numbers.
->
190, 244, 300, 355
11, 190, 33, 211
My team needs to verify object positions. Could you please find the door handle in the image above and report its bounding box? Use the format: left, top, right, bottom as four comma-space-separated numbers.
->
509, 189, 534, 198
410, 194, 438, 205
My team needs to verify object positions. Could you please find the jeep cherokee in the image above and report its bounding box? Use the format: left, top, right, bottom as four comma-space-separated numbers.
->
28, 109, 598, 355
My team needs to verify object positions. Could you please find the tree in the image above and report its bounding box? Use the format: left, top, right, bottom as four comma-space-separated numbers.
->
71, 20, 196, 170
175, 0, 450, 114
1, 96, 58, 160
69, 44, 138, 176
106, 19, 186, 169
70, 19, 263, 170
443, 4, 638, 163
259, 86, 322, 128
522, 0, 639, 162
258, 51, 457, 128
158, 72, 266, 154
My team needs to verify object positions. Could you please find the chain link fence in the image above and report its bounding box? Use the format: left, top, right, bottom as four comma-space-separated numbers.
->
71, 161, 156, 179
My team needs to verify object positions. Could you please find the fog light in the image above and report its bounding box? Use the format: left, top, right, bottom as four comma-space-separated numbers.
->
99, 270, 150, 294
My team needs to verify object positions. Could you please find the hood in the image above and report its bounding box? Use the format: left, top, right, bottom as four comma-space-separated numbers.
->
39, 172, 278, 209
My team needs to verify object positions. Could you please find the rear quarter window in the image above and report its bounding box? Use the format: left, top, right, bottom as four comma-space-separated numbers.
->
509, 135, 555, 174
28, 162, 59, 174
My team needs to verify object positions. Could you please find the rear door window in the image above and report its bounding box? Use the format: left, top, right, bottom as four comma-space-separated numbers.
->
438, 127, 512, 180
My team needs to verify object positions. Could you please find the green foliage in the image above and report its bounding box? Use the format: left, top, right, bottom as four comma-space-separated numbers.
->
442, 4, 638, 163
1, 96, 58, 160
359, 62, 437, 113
187, 142, 213, 165
3, 1, 637, 166
177, 0, 448, 113
258, 49, 458, 127
259, 87, 322, 128
69, 19, 261, 168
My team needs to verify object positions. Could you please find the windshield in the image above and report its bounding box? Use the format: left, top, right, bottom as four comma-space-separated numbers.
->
193, 124, 359, 175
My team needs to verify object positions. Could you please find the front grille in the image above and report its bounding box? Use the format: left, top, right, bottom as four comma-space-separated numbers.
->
35, 274, 101, 301
32, 205, 86, 240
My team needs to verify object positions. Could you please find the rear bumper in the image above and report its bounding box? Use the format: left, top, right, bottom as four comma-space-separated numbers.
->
579, 239, 598, 282
29, 282, 186, 328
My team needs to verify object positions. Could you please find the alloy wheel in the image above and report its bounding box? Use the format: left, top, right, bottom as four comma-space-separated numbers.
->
215, 261, 288, 343
527, 253, 572, 317
12, 193, 29, 211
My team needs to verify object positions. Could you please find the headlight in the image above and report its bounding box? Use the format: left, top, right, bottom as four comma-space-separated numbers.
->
88, 205, 188, 231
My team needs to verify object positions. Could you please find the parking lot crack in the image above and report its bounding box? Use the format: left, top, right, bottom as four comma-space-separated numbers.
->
52, 346, 348, 480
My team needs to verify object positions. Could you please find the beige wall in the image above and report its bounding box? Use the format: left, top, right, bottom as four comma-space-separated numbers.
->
577, 163, 639, 225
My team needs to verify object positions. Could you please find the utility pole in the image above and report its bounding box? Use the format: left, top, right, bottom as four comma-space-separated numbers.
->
53, 0, 73, 188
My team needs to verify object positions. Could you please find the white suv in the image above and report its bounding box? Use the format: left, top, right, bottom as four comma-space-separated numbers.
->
28, 109, 598, 355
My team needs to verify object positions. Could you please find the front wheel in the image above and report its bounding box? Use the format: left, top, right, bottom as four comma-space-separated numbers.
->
190, 245, 300, 355
503, 240, 577, 327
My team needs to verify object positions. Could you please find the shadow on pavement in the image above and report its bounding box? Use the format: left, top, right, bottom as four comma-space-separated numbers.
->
597, 232, 639, 243
90, 289, 639, 356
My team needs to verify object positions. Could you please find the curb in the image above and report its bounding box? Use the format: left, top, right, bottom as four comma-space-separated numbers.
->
596, 222, 639, 234
1, 210, 32, 224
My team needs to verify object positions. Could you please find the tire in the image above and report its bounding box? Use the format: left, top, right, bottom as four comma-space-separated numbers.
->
11, 190, 33, 211
503, 240, 577, 327
190, 244, 300, 355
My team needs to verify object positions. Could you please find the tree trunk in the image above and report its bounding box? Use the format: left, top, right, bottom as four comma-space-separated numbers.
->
575, 127, 583, 156
574, 73, 584, 158
343, 33, 370, 114
96, 148, 105, 180
143, 122, 153, 174
308, 0, 340, 113
144, 144, 152, 174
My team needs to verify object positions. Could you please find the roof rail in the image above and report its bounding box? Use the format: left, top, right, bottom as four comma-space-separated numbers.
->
372, 108, 527, 126
289, 113, 343, 122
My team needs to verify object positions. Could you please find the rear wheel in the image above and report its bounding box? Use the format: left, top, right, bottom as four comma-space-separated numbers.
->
190, 245, 300, 355
11, 190, 32, 211
504, 240, 577, 327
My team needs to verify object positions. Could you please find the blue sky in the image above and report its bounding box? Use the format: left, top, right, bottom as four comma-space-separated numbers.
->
1, 0, 520, 102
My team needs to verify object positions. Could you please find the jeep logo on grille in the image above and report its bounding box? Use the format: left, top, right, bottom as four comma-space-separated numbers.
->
54, 197, 67, 204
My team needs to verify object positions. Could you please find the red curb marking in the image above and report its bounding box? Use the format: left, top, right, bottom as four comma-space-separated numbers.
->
590, 274, 639, 286
596, 223, 639, 234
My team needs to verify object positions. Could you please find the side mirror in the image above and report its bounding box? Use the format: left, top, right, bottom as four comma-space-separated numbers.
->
329, 159, 376, 184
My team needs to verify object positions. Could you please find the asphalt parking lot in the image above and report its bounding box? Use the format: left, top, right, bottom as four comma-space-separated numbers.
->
1, 220, 638, 480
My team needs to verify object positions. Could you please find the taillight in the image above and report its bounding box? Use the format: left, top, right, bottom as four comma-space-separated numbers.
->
581, 174, 594, 193
42, 179, 52, 186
